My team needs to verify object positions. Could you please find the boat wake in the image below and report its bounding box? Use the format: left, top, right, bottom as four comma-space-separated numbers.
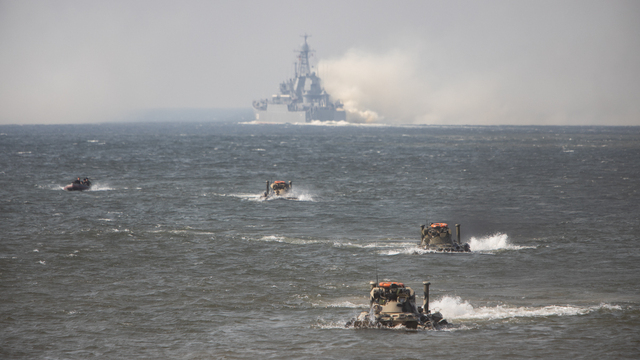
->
253, 235, 321, 246
87, 183, 115, 191
223, 190, 316, 202
376, 234, 533, 254
43, 182, 114, 191
431, 296, 622, 322
377, 243, 433, 255
245, 235, 531, 256
314, 296, 623, 330
312, 299, 366, 309
468, 233, 535, 251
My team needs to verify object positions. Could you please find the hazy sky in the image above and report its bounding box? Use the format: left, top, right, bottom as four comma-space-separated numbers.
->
1, 0, 639, 125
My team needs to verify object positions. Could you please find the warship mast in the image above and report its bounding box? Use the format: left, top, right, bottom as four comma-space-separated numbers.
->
297, 34, 313, 77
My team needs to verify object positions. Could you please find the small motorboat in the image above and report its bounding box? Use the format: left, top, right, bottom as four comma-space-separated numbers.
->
64, 178, 91, 191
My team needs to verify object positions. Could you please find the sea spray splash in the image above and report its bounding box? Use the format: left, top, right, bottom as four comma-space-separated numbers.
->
468, 233, 533, 251
430, 296, 618, 321
368, 304, 377, 326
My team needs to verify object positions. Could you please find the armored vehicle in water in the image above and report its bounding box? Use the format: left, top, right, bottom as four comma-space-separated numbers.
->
421, 223, 470, 252
261, 180, 296, 199
347, 281, 447, 329
252, 35, 346, 123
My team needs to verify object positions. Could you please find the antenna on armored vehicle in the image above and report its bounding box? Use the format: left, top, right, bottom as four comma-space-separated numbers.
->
374, 242, 379, 285
426, 197, 428, 226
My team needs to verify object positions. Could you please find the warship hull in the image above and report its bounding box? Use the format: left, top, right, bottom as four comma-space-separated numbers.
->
254, 107, 306, 123
254, 107, 346, 123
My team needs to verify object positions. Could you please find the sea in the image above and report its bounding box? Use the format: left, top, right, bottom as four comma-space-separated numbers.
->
1, 120, 639, 359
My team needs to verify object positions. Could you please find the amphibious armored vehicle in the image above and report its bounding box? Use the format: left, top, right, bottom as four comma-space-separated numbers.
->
261, 180, 296, 199
421, 223, 470, 252
347, 281, 447, 329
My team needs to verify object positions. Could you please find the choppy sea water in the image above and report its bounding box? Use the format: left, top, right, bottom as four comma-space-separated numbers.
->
1, 121, 639, 359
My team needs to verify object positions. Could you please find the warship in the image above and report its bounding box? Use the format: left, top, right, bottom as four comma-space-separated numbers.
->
252, 35, 346, 123
346, 281, 448, 329
420, 223, 471, 252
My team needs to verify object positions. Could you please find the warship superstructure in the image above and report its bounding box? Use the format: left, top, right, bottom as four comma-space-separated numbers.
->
252, 35, 346, 123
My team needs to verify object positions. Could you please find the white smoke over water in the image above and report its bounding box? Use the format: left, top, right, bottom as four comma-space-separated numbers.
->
318, 46, 518, 125
319, 19, 640, 127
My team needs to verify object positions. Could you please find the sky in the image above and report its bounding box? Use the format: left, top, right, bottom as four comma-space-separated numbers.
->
1, 0, 639, 125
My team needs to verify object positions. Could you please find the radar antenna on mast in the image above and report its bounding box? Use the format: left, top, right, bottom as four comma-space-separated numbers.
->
295, 33, 314, 77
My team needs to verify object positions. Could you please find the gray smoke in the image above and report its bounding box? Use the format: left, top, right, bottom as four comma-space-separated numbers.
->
320, 3, 640, 126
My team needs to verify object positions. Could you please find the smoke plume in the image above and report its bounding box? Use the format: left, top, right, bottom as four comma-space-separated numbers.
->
320, 20, 640, 126
320, 47, 504, 124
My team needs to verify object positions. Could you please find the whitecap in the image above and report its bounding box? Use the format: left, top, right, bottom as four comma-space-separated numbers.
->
258, 235, 286, 243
